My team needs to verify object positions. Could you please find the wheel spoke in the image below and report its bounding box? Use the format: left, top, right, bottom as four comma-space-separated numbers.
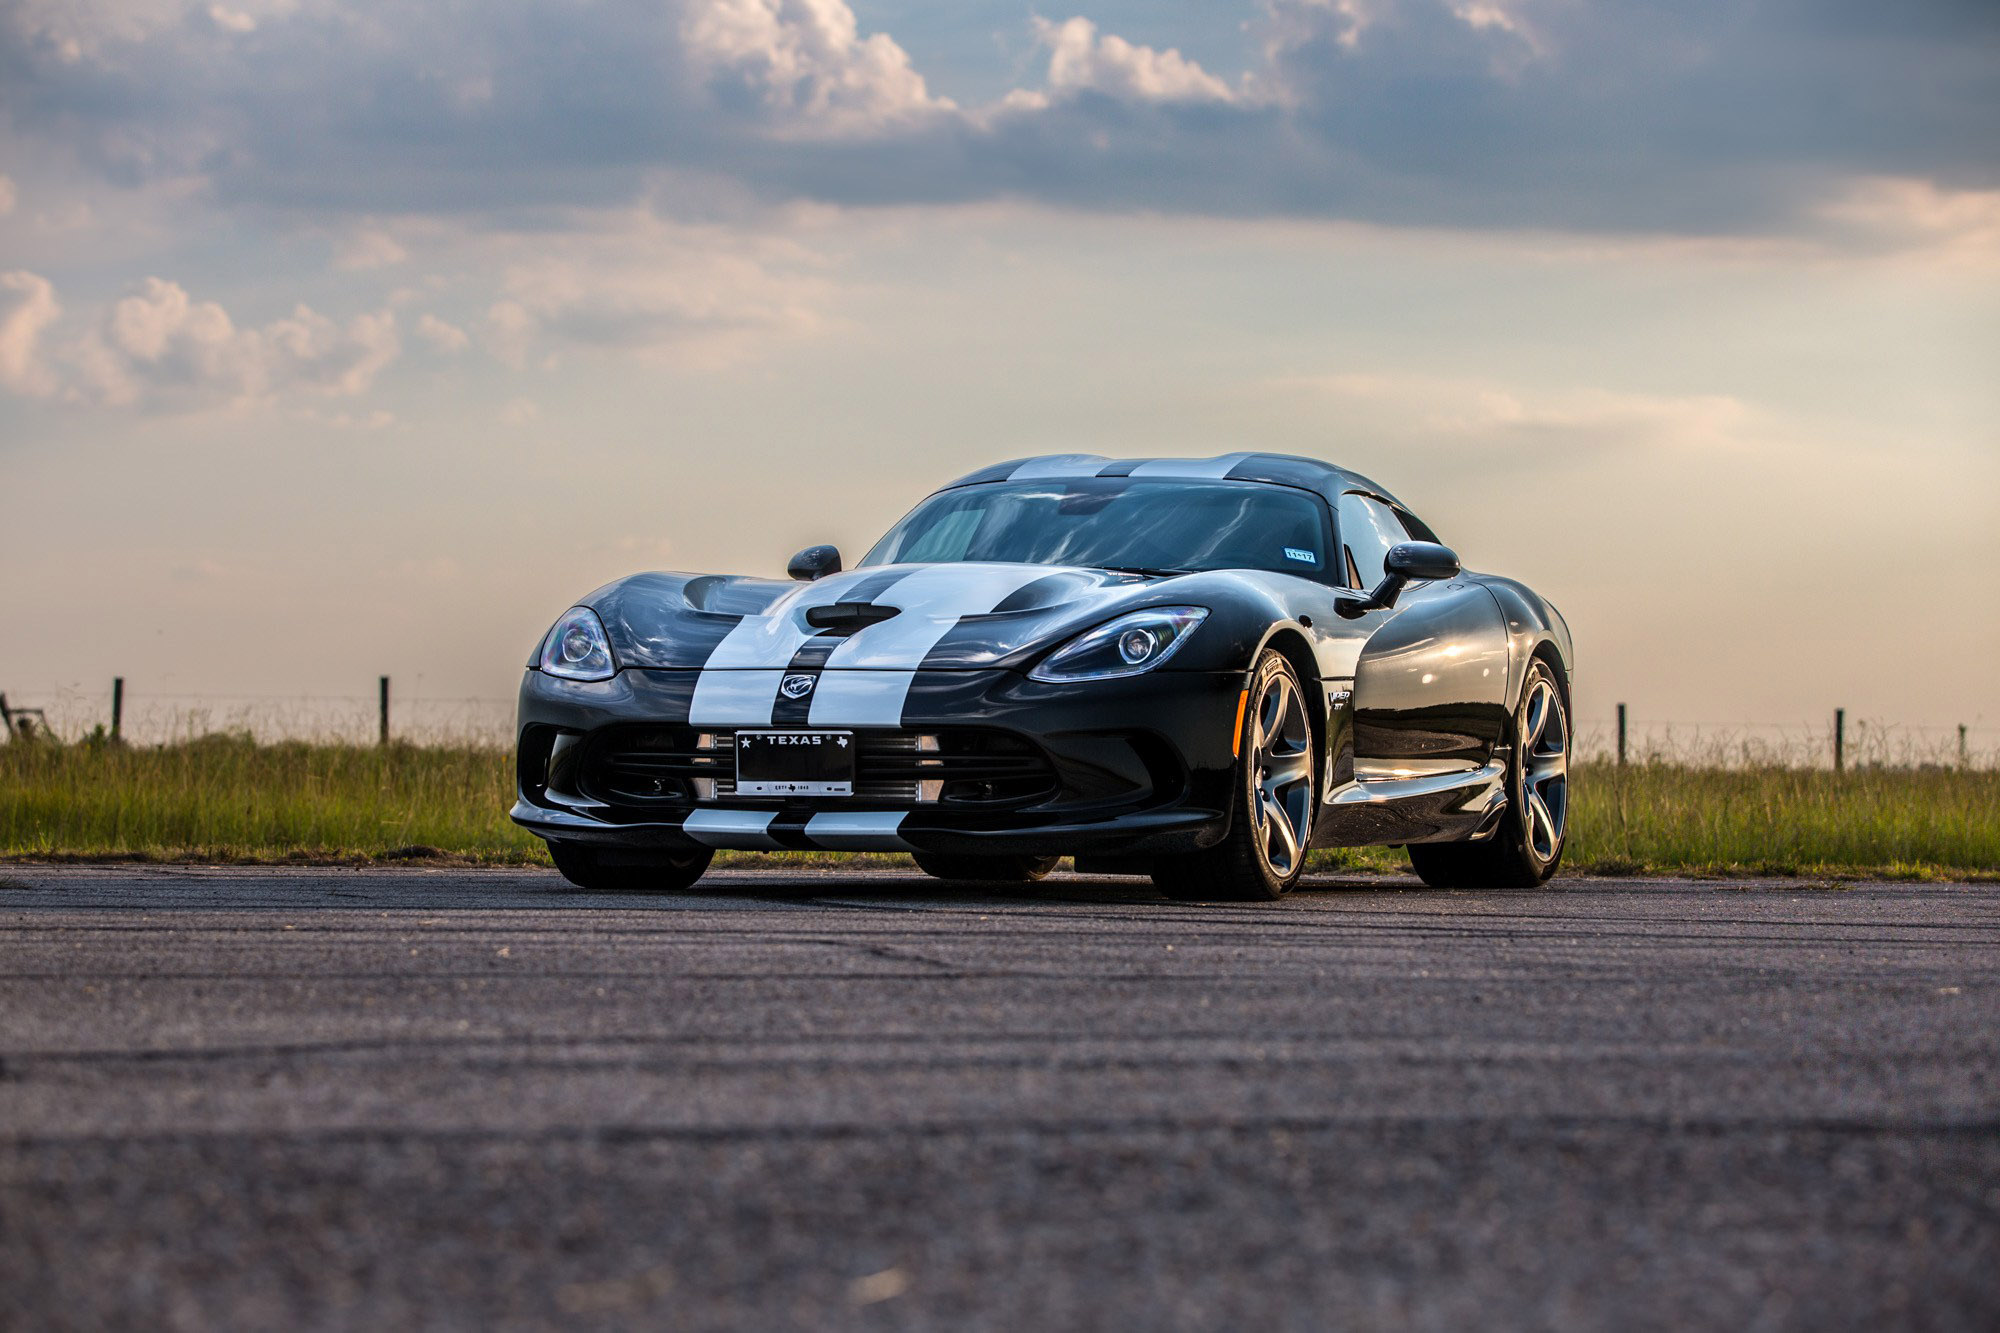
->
1264, 748, 1313, 787
1524, 682, 1549, 748
1263, 789, 1301, 872
1262, 680, 1291, 745
1529, 748, 1567, 782
1528, 790, 1557, 859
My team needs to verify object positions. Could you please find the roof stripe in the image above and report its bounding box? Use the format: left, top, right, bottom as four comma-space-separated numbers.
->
1127, 452, 1254, 479
935, 452, 1409, 513
1008, 454, 1112, 480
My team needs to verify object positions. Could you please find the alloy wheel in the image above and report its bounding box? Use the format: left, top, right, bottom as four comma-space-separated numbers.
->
1251, 670, 1315, 876
1520, 673, 1570, 863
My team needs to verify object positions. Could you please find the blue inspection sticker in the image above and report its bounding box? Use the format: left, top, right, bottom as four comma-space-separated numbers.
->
1283, 547, 1318, 564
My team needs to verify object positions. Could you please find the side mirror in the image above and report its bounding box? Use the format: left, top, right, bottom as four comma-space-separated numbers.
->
1385, 541, 1460, 582
1348, 541, 1460, 613
787, 544, 842, 582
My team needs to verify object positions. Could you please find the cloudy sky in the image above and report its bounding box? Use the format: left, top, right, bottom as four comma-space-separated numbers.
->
1, 0, 1995, 744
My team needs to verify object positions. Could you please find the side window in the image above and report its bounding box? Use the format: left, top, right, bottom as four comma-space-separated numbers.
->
1335, 493, 1409, 590
1395, 508, 1439, 543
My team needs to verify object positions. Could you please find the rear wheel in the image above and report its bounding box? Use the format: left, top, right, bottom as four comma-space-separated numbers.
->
1154, 650, 1316, 902
911, 853, 1061, 883
546, 840, 714, 892
1407, 657, 1569, 889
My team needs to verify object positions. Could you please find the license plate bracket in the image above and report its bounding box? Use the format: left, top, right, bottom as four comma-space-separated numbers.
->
735, 730, 856, 797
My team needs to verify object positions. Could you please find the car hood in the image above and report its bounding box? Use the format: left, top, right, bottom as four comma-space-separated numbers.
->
586, 562, 1200, 673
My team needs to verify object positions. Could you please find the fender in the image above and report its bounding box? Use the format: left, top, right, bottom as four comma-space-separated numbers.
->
1481, 577, 1575, 706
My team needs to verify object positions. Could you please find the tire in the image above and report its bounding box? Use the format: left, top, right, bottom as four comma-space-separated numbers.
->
911, 853, 1061, 883
1153, 650, 1317, 902
546, 840, 713, 892
1407, 656, 1569, 889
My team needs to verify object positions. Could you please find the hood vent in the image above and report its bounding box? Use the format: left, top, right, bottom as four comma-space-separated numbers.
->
805, 601, 902, 631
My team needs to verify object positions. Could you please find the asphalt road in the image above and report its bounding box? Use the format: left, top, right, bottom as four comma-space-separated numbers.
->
1, 865, 1995, 1331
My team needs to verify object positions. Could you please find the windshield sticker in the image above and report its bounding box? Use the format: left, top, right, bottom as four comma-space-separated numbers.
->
1283, 547, 1318, 564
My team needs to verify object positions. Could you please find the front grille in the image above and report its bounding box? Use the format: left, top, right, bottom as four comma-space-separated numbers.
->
584, 727, 1058, 811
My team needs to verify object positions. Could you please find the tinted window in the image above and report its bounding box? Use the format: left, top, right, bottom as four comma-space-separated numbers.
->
862, 478, 1336, 579
1336, 493, 1412, 590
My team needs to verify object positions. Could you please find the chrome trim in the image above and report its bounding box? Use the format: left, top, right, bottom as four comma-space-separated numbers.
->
683, 808, 782, 849
1314, 760, 1509, 847
802, 810, 912, 850
1327, 760, 1507, 806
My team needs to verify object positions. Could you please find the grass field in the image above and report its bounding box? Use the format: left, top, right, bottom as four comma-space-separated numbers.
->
1, 736, 1994, 878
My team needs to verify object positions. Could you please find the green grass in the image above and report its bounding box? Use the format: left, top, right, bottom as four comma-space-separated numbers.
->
0, 735, 541, 864
1566, 763, 1999, 879
1, 736, 1993, 878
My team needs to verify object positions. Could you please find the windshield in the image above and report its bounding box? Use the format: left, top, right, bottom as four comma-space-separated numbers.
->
860, 478, 1335, 580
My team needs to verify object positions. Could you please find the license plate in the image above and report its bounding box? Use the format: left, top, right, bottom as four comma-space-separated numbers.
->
735, 730, 855, 796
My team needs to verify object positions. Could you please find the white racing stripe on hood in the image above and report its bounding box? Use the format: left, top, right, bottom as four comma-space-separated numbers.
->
687, 670, 791, 727
687, 569, 916, 726
808, 562, 1052, 727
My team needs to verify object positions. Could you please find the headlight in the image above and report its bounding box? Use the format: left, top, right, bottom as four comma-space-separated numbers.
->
1029, 606, 1208, 682
538, 607, 616, 682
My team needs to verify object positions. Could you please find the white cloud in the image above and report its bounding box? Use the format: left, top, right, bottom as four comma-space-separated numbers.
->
1817, 177, 2000, 269
335, 229, 410, 271
1032, 17, 1236, 105
1276, 372, 1763, 452
681, 0, 951, 136
310, 407, 397, 430
482, 300, 536, 370
0, 270, 62, 397
0, 275, 401, 410
1259, 0, 1379, 65
205, 4, 259, 35
4, 0, 1993, 238
467, 215, 834, 367
6, 0, 295, 57
415, 313, 470, 352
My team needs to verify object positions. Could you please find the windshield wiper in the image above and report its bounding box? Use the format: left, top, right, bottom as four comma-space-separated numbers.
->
1096, 565, 1195, 578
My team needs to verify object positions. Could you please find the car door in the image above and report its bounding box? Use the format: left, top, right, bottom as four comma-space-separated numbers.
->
1338, 492, 1511, 778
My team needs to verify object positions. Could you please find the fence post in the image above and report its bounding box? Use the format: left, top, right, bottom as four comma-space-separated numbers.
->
379, 676, 391, 746
111, 677, 124, 741
1961, 724, 1970, 769
1616, 703, 1627, 767
1834, 708, 1845, 773
0, 692, 12, 739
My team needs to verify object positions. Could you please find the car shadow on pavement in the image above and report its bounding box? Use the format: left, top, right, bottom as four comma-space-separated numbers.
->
701, 869, 1430, 908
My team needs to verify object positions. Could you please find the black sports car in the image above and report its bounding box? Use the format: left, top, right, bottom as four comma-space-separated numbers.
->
513, 453, 1573, 900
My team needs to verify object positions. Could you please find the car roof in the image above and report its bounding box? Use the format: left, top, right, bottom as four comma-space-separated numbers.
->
938, 453, 1408, 511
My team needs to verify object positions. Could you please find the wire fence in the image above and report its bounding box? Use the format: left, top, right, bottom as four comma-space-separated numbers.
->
1570, 719, 1996, 771
1, 686, 514, 748
2, 682, 1995, 769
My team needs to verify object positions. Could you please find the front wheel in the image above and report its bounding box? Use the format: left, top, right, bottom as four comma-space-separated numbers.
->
1407, 656, 1569, 889
546, 840, 714, 892
911, 853, 1061, 883
1154, 650, 1317, 902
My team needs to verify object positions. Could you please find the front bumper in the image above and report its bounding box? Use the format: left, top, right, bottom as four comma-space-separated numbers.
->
511, 667, 1245, 856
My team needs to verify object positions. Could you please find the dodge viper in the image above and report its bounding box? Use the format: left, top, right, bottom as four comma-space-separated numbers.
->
513, 453, 1573, 900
